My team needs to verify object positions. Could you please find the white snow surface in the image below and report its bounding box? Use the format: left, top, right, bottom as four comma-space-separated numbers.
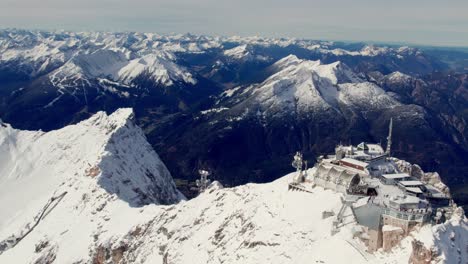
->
0, 108, 184, 263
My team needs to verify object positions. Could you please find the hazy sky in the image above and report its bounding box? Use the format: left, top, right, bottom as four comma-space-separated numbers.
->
1, 0, 467, 46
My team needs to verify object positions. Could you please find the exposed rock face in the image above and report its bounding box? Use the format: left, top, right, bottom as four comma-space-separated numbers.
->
394, 159, 450, 196
382, 225, 404, 252
422, 172, 451, 197
409, 240, 437, 264
395, 159, 425, 179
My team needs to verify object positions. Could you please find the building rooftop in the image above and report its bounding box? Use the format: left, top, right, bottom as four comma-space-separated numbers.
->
405, 187, 423, 194
389, 194, 422, 205
340, 143, 385, 160
425, 185, 450, 199
340, 158, 369, 168
366, 144, 385, 154
399, 180, 424, 186
382, 173, 410, 179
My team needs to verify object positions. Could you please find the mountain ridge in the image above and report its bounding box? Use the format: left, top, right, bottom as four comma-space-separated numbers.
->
0, 108, 184, 241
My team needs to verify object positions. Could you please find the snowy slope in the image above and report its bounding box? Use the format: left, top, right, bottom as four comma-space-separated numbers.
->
1, 162, 466, 263
0, 108, 184, 262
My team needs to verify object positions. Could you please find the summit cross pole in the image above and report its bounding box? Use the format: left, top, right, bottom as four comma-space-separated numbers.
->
196, 170, 211, 193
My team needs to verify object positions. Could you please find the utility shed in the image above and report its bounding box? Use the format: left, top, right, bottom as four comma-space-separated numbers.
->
314, 164, 361, 194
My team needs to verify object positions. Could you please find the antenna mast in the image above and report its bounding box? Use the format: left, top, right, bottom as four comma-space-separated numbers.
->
386, 118, 393, 156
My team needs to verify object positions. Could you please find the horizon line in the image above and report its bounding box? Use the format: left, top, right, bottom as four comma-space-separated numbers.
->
2, 26, 468, 50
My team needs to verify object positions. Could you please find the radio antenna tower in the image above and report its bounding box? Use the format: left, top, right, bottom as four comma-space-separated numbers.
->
386, 118, 393, 156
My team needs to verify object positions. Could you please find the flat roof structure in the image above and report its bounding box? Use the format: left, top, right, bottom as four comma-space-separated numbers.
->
405, 187, 423, 194
382, 173, 410, 179
399, 180, 424, 186
390, 194, 421, 205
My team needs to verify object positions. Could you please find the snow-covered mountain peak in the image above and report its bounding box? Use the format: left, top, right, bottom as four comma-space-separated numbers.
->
312, 60, 362, 85
49, 49, 197, 88
360, 45, 390, 56
118, 53, 197, 86
272, 56, 361, 86
386, 71, 414, 83
244, 57, 380, 115
216, 56, 399, 119
223, 43, 271, 62
0, 108, 184, 256
53, 49, 128, 79
272, 54, 302, 68
223, 44, 250, 59
81, 108, 134, 131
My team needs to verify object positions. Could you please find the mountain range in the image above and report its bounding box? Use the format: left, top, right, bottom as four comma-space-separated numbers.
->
0, 29, 467, 209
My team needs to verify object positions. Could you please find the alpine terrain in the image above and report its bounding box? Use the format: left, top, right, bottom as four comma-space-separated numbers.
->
0, 108, 466, 264
0, 30, 467, 208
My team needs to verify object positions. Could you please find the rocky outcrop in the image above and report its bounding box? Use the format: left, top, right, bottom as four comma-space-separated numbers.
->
394, 159, 450, 196
382, 225, 404, 252
422, 172, 451, 197
409, 240, 437, 264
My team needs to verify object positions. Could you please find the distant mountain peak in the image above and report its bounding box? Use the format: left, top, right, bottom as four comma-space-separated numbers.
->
223, 43, 270, 62
217, 56, 397, 119
48, 49, 197, 88
118, 53, 197, 86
